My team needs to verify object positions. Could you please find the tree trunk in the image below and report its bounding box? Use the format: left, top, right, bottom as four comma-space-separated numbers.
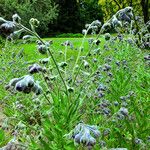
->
141, 0, 149, 23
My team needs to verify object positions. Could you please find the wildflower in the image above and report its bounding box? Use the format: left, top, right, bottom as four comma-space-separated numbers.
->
67, 86, 74, 93
61, 40, 74, 49
58, 62, 68, 68
88, 38, 94, 45
124, 7, 133, 19
103, 108, 111, 116
65, 123, 100, 147
83, 60, 89, 68
31, 81, 43, 95
93, 58, 97, 63
91, 25, 98, 30
92, 20, 101, 27
39, 57, 50, 64
101, 22, 111, 33
103, 64, 111, 71
94, 39, 101, 45
99, 140, 106, 147
116, 113, 125, 120
104, 33, 111, 41
144, 54, 150, 61
8, 75, 42, 95
119, 13, 131, 23
8, 77, 24, 87
28, 64, 43, 74
85, 24, 90, 29
112, 15, 122, 27
82, 29, 87, 35
134, 138, 142, 144
120, 96, 127, 101
114, 101, 119, 106
107, 72, 113, 77
97, 84, 106, 91
103, 128, 110, 136
117, 34, 123, 41
37, 43, 49, 54
0, 21, 15, 35
119, 107, 128, 116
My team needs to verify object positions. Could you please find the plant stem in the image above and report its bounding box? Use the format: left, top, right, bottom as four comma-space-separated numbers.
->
18, 23, 68, 95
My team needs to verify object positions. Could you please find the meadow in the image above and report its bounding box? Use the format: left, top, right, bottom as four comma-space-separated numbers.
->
0, 7, 150, 150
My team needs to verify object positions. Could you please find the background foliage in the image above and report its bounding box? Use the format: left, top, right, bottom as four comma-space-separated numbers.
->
98, 0, 150, 23
0, 0, 149, 36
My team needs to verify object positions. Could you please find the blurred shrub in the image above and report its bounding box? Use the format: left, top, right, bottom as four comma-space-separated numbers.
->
56, 33, 83, 38
0, 0, 58, 37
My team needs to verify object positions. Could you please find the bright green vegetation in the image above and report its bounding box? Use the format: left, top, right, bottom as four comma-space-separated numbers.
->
0, 36, 150, 149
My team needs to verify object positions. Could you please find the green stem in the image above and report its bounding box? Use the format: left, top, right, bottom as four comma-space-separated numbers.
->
72, 31, 101, 85
64, 45, 68, 79
17, 23, 68, 95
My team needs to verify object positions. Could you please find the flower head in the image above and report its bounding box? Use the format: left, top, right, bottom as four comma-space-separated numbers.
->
65, 123, 100, 147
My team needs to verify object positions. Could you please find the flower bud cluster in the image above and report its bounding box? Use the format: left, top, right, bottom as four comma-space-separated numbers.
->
61, 40, 74, 49
83, 60, 90, 69
83, 20, 101, 35
58, 62, 68, 68
0, 14, 21, 36
7, 75, 42, 95
28, 64, 43, 74
66, 123, 100, 147
0, 21, 15, 35
39, 57, 50, 64
101, 7, 133, 33
22, 35, 36, 43
37, 41, 51, 54
96, 99, 111, 116
104, 33, 111, 41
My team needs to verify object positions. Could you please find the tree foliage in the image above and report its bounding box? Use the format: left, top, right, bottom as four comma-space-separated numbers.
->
0, 0, 58, 36
49, 0, 104, 34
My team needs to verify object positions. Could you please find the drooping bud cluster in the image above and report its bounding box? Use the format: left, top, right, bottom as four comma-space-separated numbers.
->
58, 62, 68, 68
39, 57, 50, 64
104, 33, 111, 41
0, 20, 15, 35
7, 75, 42, 95
61, 40, 74, 49
118, 7, 133, 22
83, 60, 90, 69
22, 35, 37, 43
65, 123, 100, 148
0, 14, 24, 39
83, 20, 101, 35
115, 107, 129, 120
101, 7, 133, 33
37, 41, 50, 54
8, 29, 24, 41
28, 64, 43, 74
